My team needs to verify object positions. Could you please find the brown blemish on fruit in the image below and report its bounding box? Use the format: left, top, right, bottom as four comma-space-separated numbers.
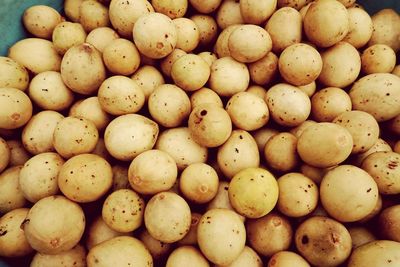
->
199, 184, 208, 193
11, 113, 20, 121
0, 229, 7, 236
330, 232, 340, 244
50, 238, 60, 248
156, 42, 164, 49
272, 217, 282, 227
81, 44, 93, 53
132, 176, 142, 185
387, 160, 398, 170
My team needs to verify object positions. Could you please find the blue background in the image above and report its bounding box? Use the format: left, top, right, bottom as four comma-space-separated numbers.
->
0, 0, 63, 56
0, 0, 399, 266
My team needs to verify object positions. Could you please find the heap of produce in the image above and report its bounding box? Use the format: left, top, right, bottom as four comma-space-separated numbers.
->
0, 0, 399, 266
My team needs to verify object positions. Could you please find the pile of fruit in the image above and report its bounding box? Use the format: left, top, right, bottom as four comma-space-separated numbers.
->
0, 0, 399, 266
